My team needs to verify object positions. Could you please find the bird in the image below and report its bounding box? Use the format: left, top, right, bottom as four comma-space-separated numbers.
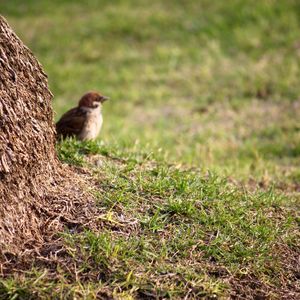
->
56, 91, 109, 141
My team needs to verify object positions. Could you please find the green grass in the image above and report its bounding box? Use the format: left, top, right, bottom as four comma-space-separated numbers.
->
3, 0, 300, 181
1, 0, 300, 298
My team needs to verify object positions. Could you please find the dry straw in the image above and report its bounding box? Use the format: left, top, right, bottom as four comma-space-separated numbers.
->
0, 16, 99, 274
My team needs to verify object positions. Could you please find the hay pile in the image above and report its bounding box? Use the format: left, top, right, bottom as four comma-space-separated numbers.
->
0, 16, 98, 273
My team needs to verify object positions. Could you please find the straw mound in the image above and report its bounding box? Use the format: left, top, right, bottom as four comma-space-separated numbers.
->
0, 16, 98, 273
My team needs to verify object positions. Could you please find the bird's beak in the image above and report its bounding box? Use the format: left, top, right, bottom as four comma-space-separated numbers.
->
101, 96, 109, 102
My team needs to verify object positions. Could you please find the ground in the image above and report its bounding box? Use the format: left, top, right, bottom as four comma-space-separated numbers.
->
1, 0, 299, 299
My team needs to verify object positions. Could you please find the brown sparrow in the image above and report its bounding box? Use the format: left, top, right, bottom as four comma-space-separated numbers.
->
56, 91, 109, 140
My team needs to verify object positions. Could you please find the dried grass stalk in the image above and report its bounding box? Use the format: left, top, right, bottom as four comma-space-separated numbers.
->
0, 16, 99, 274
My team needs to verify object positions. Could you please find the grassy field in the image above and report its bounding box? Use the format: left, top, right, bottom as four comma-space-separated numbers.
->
1, 0, 300, 298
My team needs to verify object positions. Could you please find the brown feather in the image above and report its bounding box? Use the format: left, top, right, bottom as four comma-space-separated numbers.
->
56, 91, 108, 140
56, 107, 87, 139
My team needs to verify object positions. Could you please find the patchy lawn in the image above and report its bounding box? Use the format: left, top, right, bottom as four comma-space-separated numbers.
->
1, 0, 300, 298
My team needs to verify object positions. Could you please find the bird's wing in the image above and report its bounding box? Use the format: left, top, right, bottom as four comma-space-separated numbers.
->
56, 107, 87, 138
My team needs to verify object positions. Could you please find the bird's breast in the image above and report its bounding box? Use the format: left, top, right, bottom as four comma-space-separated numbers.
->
79, 110, 103, 140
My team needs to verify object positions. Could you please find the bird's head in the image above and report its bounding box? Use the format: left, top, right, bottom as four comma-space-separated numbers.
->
78, 91, 109, 109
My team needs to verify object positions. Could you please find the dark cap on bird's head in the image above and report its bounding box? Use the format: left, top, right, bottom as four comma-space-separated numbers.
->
79, 91, 109, 108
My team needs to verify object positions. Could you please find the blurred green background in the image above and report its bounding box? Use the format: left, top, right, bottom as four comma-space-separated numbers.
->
2, 0, 300, 182
1, 2, 299, 298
